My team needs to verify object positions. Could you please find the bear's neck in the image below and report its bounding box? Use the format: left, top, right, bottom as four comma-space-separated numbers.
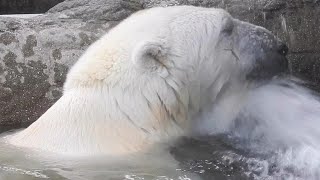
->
10, 84, 186, 155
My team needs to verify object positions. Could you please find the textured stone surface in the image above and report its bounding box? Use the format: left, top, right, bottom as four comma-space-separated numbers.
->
48, 0, 143, 21
0, 14, 114, 130
0, 0, 319, 129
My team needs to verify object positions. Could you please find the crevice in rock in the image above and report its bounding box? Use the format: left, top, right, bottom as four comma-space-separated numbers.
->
0, 0, 65, 15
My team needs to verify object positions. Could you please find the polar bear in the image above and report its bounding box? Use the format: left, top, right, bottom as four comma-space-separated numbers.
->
8, 6, 288, 156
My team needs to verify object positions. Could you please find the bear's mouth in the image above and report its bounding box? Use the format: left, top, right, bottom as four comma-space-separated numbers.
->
246, 55, 288, 81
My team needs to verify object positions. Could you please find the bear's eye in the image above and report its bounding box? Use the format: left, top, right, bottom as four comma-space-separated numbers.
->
221, 19, 234, 36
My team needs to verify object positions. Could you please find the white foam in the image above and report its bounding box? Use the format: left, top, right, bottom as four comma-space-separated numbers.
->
195, 78, 320, 179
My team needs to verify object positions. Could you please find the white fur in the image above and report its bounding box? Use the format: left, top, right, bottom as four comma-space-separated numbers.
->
8, 6, 255, 156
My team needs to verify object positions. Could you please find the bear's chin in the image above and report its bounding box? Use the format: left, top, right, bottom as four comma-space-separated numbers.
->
246, 56, 288, 81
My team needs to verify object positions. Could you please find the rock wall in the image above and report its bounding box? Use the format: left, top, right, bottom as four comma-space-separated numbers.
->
0, 0, 319, 129
0, 15, 115, 130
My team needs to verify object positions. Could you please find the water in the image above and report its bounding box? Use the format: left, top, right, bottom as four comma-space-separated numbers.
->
194, 77, 320, 179
1, 77, 320, 180
0, 138, 198, 179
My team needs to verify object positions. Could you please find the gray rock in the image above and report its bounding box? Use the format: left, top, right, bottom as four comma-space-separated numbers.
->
48, 0, 143, 21
0, 0, 319, 129
0, 14, 114, 129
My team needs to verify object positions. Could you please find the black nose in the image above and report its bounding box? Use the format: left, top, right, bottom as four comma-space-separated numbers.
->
277, 43, 289, 56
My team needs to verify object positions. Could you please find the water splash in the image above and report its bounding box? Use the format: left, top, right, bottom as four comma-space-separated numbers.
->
194, 78, 320, 179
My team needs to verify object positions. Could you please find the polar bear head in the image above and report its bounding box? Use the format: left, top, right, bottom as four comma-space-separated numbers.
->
10, 6, 288, 155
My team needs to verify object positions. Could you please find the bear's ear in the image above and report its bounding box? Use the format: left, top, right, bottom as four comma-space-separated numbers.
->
132, 40, 169, 73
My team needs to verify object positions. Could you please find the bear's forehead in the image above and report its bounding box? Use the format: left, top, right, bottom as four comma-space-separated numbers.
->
128, 6, 229, 26
108, 6, 231, 43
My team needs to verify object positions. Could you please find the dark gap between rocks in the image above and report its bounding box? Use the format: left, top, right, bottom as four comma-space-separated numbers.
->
0, 0, 64, 14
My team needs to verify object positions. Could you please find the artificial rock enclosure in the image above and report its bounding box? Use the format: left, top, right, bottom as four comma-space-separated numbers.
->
0, 0, 319, 130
